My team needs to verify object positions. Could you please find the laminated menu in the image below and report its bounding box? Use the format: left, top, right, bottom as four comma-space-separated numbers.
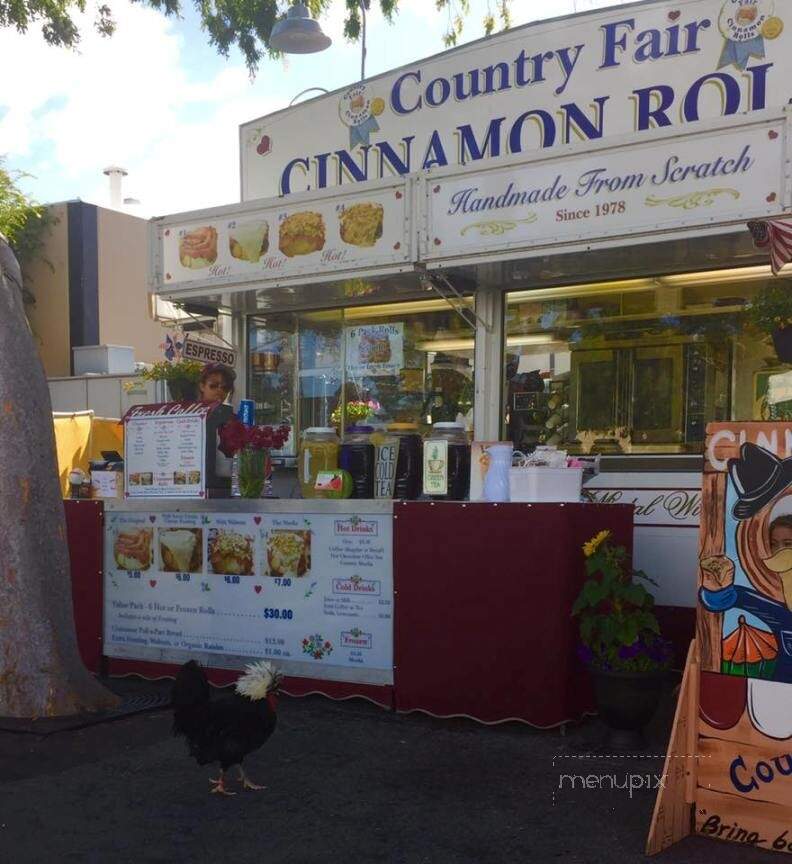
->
122, 402, 233, 499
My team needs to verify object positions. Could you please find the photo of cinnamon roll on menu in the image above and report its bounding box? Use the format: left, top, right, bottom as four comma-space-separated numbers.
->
179, 226, 218, 269
340, 202, 384, 248
279, 212, 325, 257
114, 528, 153, 571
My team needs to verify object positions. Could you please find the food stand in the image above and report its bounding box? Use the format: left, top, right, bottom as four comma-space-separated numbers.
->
66, 0, 792, 722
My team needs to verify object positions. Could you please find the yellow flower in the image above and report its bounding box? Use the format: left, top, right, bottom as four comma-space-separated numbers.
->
583, 530, 611, 558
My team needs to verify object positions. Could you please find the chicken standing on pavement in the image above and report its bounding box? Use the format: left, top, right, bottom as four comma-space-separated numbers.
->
171, 660, 281, 795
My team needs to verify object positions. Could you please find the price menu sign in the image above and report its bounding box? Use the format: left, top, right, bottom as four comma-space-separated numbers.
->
103, 506, 394, 685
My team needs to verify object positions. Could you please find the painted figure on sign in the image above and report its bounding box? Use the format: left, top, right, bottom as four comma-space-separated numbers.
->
698, 442, 792, 738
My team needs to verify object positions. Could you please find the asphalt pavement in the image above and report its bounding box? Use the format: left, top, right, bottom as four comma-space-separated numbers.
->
0, 678, 775, 864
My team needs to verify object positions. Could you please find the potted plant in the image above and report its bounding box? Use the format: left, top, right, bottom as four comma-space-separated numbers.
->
748, 280, 792, 363
330, 400, 381, 429
572, 530, 673, 748
140, 359, 204, 402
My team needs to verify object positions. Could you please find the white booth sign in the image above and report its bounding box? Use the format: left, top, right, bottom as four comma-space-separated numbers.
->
240, 0, 792, 201
152, 178, 413, 294
422, 114, 788, 264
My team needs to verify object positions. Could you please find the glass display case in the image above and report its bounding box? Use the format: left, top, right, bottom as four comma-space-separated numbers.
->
504, 272, 767, 455
248, 300, 476, 456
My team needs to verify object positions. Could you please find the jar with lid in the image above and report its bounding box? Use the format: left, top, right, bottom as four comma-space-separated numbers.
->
340, 425, 376, 499
423, 422, 470, 501
299, 427, 340, 499
388, 423, 423, 500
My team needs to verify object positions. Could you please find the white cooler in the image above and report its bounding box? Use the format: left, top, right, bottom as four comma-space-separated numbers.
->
509, 466, 583, 503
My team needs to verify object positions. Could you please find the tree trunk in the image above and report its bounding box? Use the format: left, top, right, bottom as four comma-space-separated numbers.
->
0, 238, 119, 717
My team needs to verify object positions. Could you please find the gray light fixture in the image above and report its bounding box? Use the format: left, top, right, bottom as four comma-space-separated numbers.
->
270, 3, 332, 55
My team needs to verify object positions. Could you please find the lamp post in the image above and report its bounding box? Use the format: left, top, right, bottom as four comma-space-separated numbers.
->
359, 0, 367, 81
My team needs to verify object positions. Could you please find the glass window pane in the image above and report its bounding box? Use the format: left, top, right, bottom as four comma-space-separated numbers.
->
298, 310, 344, 430
343, 301, 475, 434
504, 272, 778, 456
247, 299, 476, 450
248, 313, 297, 455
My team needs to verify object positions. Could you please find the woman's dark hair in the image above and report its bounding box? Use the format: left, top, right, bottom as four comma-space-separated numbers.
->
199, 362, 236, 395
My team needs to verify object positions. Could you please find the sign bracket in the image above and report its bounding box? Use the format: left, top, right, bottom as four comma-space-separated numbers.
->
419, 271, 491, 333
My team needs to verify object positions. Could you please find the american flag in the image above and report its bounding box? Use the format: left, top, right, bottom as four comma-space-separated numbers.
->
748, 217, 792, 275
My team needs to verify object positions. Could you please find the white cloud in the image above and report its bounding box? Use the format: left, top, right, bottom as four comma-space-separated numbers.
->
0, 2, 280, 215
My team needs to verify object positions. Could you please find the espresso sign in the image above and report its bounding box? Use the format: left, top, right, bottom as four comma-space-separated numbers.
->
182, 335, 237, 368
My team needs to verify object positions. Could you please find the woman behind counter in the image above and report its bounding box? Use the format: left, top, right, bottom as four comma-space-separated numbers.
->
198, 362, 236, 405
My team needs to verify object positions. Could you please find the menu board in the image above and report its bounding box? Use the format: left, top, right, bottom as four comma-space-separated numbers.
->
123, 404, 209, 499
103, 508, 394, 684
154, 179, 412, 292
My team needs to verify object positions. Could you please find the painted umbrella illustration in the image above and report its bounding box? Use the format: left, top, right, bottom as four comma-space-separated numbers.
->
722, 615, 778, 677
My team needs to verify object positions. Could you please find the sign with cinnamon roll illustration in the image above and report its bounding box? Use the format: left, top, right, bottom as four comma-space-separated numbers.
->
153, 179, 411, 291
103, 507, 394, 686
339, 202, 384, 248
178, 226, 218, 269
345, 323, 404, 378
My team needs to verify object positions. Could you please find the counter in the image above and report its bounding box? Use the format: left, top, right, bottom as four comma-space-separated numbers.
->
66, 497, 635, 726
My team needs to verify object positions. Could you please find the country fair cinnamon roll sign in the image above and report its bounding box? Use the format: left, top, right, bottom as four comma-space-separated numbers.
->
240, 0, 792, 201
648, 423, 792, 856
152, 177, 412, 292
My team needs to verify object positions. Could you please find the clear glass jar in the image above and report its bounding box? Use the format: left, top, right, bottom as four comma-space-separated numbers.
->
299, 427, 340, 499
423, 422, 471, 501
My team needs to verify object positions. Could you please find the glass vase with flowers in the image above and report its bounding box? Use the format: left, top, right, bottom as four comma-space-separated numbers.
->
219, 419, 290, 498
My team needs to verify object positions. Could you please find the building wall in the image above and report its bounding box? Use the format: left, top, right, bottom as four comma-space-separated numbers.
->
96, 206, 163, 365
26, 203, 71, 377
29, 202, 165, 378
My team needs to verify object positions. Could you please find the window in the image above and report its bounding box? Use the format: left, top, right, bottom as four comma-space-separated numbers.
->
504, 269, 782, 455
248, 300, 475, 454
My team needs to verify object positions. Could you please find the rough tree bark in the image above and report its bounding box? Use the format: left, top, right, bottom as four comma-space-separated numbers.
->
0, 237, 119, 717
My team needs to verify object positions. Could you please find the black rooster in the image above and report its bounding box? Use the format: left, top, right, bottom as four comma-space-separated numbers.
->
172, 659, 281, 796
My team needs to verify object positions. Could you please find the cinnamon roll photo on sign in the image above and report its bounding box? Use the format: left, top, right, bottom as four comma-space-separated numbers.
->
179, 226, 218, 269
278, 212, 325, 257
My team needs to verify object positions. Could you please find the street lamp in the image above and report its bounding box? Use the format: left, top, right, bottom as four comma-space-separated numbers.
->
270, 3, 332, 54
271, 0, 369, 81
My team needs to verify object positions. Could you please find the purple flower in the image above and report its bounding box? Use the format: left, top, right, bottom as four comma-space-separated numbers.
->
646, 639, 673, 663
618, 641, 642, 660
577, 644, 594, 665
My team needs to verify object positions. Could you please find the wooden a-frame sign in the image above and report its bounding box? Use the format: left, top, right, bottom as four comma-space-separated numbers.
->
648, 423, 792, 856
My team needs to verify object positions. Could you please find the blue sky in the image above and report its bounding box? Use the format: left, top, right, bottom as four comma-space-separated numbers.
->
0, 0, 625, 216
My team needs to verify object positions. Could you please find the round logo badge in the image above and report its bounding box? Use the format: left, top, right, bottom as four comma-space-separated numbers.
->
762, 15, 784, 38
339, 84, 372, 129
719, 0, 775, 43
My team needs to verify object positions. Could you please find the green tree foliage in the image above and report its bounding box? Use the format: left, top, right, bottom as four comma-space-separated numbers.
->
0, 161, 52, 306
0, 0, 512, 74
436, 0, 511, 46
